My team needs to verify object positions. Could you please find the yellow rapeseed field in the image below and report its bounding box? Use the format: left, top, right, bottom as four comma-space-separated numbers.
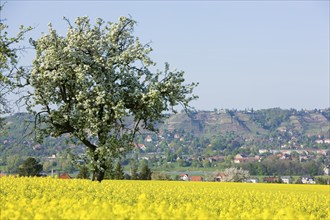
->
0, 176, 329, 219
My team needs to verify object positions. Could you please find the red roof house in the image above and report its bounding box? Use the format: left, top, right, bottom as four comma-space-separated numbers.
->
190, 176, 203, 182
59, 173, 72, 179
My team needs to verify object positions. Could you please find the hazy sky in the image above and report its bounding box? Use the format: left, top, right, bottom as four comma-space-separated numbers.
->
3, 1, 329, 111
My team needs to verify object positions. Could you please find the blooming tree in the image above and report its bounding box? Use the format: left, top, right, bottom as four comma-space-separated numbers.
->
222, 167, 250, 182
28, 16, 198, 181
0, 5, 31, 128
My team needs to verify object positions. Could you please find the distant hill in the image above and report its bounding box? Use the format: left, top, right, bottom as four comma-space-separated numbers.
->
162, 108, 329, 138
1, 108, 329, 159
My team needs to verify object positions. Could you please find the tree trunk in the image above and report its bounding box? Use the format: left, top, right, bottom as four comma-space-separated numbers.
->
92, 166, 105, 182
91, 153, 106, 182
93, 169, 105, 182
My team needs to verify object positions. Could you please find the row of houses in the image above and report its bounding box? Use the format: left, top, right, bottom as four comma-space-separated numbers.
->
2, 172, 325, 184
179, 174, 203, 182
267, 149, 329, 156
180, 173, 321, 184
315, 139, 330, 144
0, 172, 72, 179
137, 148, 329, 167
141, 134, 330, 147
234, 150, 330, 164
262, 176, 317, 184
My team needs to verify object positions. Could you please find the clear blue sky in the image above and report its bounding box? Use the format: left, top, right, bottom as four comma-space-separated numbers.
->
3, 1, 329, 111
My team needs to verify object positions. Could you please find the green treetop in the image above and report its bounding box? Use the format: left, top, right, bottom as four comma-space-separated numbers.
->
27, 16, 198, 182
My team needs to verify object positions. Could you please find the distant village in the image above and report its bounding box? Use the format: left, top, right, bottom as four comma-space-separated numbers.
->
178, 173, 327, 184
1, 110, 329, 184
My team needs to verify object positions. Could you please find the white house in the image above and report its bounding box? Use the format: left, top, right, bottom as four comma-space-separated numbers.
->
315, 139, 324, 144
179, 174, 190, 181
258, 149, 269, 154
280, 176, 292, 184
245, 178, 259, 183
301, 176, 316, 184
145, 135, 153, 142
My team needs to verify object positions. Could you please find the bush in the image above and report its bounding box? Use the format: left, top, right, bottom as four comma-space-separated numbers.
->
151, 172, 172, 181
18, 157, 43, 177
